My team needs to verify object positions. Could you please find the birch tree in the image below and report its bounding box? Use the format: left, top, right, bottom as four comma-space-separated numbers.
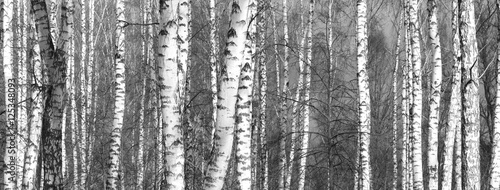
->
79, 0, 89, 187
490, 0, 500, 188
427, 0, 442, 189
157, 0, 185, 189
408, 0, 424, 188
280, 0, 290, 187
288, 0, 305, 188
355, 0, 371, 189
21, 8, 47, 189
459, 0, 480, 188
257, 1, 269, 189
209, 0, 218, 147
3, 0, 17, 188
203, 0, 251, 189
235, 2, 257, 189
16, 1, 28, 188
442, 1, 462, 189
297, 0, 314, 189
106, 0, 126, 188
392, 27, 401, 190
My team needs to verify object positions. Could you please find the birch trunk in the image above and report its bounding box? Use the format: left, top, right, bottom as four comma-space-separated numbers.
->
49, 0, 58, 43
69, 33, 78, 190
203, 0, 250, 189
31, 0, 73, 186
106, 0, 126, 188
288, 0, 305, 188
443, 1, 462, 189
2, 0, 16, 188
298, 0, 314, 189
22, 10, 47, 189
281, 0, 290, 188
490, 1, 500, 188
408, 0, 424, 188
404, 1, 413, 188
235, 2, 257, 189
401, 18, 408, 189
392, 29, 401, 190
459, 0, 480, 189
356, 0, 371, 189
257, 1, 268, 188
158, 0, 184, 189
427, 0, 442, 189
79, 1, 89, 187
86, 0, 95, 181
209, 0, 218, 148
16, 1, 28, 188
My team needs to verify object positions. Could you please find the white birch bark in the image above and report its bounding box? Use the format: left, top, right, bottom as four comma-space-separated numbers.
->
69, 33, 78, 190
281, 0, 289, 188
209, 0, 218, 148
2, 0, 16, 188
401, 20, 408, 189
490, 1, 500, 188
235, 2, 257, 189
298, 1, 314, 189
392, 29, 401, 190
427, 0, 442, 189
79, 1, 88, 188
288, 0, 305, 188
203, 0, 250, 189
257, 1, 268, 188
32, 0, 72, 186
408, 0, 424, 188
356, 0, 371, 189
49, 0, 58, 43
21, 10, 47, 189
442, 1, 461, 189
106, 0, 126, 188
459, 0, 480, 189
85, 0, 95, 181
158, 0, 184, 189
404, 1, 413, 188
16, 1, 28, 188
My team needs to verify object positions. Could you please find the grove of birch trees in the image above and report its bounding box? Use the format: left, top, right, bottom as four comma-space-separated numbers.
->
3, 0, 500, 189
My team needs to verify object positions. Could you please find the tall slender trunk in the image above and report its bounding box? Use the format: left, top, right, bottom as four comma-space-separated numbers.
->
281, 0, 289, 188
69, 32, 78, 190
490, 1, 500, 189
22, 9, 47, 189
459, 0, 480, 189
79, 1, 89, 188
298, 0, 314, 189
86, 0, 95, 182
401, 12, 408, 189
16, 1, 28, 188
356, 0, 371, 189
203, 0, 251, 189
404, 1, 414, 188
2, 0, 16, 188
257, 1, 268, 189
408, 0, 424, 188
158, 0, 184, 189
106, 0, 126, 188
392, 27, 401, 190
209, 0, 218, 150
288, 0, 305, 188
235, 2, 257, 189
443, 1, 462, 189
427, 0, 442, 189
327, 1, 335, 188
